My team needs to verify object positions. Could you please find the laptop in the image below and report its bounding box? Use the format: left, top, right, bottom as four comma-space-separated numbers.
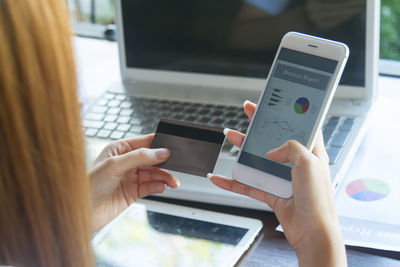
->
84, 0, 380, 211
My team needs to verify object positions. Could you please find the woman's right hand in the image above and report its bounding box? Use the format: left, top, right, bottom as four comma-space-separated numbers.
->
208, 101, 347, 267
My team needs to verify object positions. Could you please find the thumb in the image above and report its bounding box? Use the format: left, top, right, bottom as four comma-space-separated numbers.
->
266, 140, 310, 164
116, 148, 170, 172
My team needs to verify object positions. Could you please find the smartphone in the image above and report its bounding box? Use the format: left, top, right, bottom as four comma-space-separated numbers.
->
233, 32, 349, 198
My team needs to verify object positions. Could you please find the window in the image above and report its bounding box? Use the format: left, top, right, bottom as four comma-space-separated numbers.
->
68, 0, 115, 39
380, 0, 400, 76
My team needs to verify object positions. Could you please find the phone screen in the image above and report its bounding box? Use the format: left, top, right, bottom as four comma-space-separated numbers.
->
239, 48, 338, 181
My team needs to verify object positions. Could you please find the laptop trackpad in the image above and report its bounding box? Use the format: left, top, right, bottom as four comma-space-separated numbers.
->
151, 119, 225, 177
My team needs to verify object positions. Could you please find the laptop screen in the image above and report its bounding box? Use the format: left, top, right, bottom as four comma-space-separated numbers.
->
121, 0, 366, 87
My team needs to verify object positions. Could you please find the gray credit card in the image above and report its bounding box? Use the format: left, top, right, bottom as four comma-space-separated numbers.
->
150, 119, 225, 177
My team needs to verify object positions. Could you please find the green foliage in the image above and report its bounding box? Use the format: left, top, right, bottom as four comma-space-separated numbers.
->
94, 0, 114, 24
76, 0, 115, 25
381, 0, 400, 60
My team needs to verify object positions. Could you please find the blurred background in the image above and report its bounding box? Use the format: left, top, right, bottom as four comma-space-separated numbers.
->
69, 0, 114, 25
68, 0, 400, 76
380, 0, 400, 62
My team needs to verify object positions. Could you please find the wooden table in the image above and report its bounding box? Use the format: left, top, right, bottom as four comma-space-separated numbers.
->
76, 37, 400, 266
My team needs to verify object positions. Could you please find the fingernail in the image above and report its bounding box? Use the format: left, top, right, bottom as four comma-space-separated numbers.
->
175, 179, 181, 188
243, 100, 251, 106
266, 147, 279, 157
154, 148, 170, 160
207, 173, 213, 179
223, 128, 230, 136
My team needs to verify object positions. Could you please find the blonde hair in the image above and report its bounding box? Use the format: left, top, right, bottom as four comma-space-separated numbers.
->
0, 0, 93, 266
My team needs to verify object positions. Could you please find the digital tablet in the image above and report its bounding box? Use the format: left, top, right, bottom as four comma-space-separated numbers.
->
93, 199, 263, 267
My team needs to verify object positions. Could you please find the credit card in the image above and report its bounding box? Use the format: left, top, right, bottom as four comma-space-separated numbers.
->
150, 119, 225, 177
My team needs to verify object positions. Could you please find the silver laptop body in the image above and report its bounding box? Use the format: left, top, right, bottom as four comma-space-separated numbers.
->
84, 0, 380, 211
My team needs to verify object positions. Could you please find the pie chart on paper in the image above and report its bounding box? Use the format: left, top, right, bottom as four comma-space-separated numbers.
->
346, 179, 390, 202
294, 97, 310, 114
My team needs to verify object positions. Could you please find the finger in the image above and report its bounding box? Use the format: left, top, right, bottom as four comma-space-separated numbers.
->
209, 174, 279, 210
105, 134, 156, 157
138, 166, 170, 174
137, 181, 166, 199
123, 134, 155, 150
243, 100, 257, 119
312, 130, 329, 164
112, 147, 170, 173
125, 166, 167, 177
224, 128, 246, 148
137, 169, 180, 189
266, 140, 311, 164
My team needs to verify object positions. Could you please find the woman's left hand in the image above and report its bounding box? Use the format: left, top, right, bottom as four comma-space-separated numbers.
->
89, 134, 180, 232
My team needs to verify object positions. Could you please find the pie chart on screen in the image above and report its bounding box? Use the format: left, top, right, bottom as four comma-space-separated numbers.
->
294, 97, 310, 114
346, 179, 390, 202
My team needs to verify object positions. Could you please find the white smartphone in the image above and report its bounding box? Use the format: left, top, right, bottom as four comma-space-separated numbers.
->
233, 32, 349, 199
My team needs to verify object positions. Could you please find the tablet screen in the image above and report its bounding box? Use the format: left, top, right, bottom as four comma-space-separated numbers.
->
93, 203, 250, 266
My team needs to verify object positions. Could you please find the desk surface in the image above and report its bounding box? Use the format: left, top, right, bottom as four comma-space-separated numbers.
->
75, 37, 400, 266
151, 197, 400, 267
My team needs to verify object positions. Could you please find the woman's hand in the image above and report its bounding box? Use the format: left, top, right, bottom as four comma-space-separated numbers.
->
89, 134, 180, 232
208, 101, 346, 267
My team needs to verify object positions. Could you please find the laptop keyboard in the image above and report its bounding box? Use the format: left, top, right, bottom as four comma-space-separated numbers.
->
84, 91, 355, 165
322, 116, 355, 164
83, 92, 250, 152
